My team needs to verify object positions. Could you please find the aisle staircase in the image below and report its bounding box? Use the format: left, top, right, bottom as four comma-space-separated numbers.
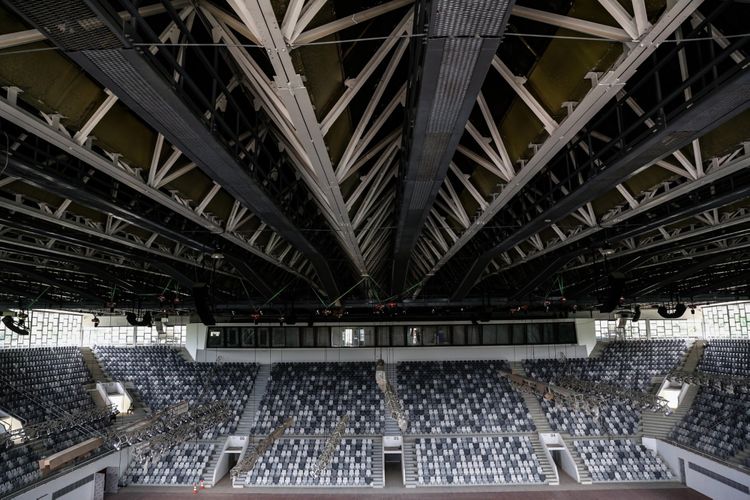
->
80, 347, 111, 383
200, 437, 228, 488
563, 438, 592, 484
518, 391, 552, 433
235, 364, 270, 436
641, 384, 699, 440
510, 361, 527, 376
402, 438, 418, 487
371, 438, 385, 487
680, 340, 706, 373
529, 435, 558, 485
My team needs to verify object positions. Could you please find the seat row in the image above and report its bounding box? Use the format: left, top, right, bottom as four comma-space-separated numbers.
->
669, 386, 749, 460
254, 363, 384, 436
93, 346, 258, 439
574, 439, 673, 482
413, 436, 546, 486
698, 339, 750, 377
398, 361, 536, 434
241, 438, 377, 487
121, 442, 215, 486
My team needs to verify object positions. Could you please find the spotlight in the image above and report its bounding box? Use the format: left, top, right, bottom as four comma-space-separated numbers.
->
210, 252, 224, 260
2, 315, 29, 336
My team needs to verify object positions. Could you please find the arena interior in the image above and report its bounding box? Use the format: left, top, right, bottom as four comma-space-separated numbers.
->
0, 0, 749, 498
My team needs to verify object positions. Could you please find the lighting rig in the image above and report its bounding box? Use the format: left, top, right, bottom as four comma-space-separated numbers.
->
0, 405, 118, 448
667, 370, 749, 394
109, 400, 230, 463
375, 360, 408, 432
310, 415, 349, 479
500, 369, 672, 417
230, 417, 294, 478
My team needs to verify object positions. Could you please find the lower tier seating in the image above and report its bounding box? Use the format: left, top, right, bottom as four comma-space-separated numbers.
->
121, 442, 214, 486
669, 386, 749, 460
574, 439, 673, 482
698, 339, 750, 377
398, 360, 536, 434
94, 346, 257, 439
413, 436, 546, 486
539, 397, 639, 436
0, 443, 41, 497
242, 438, 376, 487
254, 363, 383, 436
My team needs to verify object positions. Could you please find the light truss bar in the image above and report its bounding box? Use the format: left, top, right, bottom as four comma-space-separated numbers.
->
0, 91, 316, 284
411, 0, 706, 297
227, 0, 371, 278
294, 0, 413, 46
597, 0, 639, 40
493, 57, 558, 135
511, 5, 631, 42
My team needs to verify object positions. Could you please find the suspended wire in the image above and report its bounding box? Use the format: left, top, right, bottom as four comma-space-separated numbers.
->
2, 30, 750, 57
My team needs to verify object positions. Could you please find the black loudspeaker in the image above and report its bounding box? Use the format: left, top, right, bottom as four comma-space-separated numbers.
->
125, 312, 152, 327
657, 303, 687, 319
2, 315, 29, 335
632, 305, 641, 322
599, 272, 626, 313
192, 284, 216, 326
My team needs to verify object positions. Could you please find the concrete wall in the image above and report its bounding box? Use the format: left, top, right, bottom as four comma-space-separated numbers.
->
15, 449, 130, 500
655, 440, 750, 500
575, 318, 597, 355
195, 344, 587, 364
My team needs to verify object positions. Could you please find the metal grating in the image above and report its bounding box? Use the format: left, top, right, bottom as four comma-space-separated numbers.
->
393, 0, 516, 291
4, 0, 122, 50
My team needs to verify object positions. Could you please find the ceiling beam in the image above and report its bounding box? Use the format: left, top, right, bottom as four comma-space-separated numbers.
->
452, 61, 750, 299
410, 0, 706, 297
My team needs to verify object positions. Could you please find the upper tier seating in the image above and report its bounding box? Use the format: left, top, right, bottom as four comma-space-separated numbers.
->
397, 360, 535, 434
242, 438, 376, 487
121, 442, 214, 486
538, 398, 638, 436
669, 386, 750, 460
94, 346, 257, 439
0, 347, 109, 496
254, 363, 383, 436
523, 341, 685, 437
574, 439, 673, 482
0, 347, 94, 423
698, 339, 750, 377
524, 340, 686, 391
413, 436, 545, 486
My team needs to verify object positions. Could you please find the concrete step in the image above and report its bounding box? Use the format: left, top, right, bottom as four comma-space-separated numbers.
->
681, 340, 706, 373
563, 439, 592, 484
236, 364, 270, 437
518, 390, 552, 433
201, 437, 228, 487
529, 435, 558, 485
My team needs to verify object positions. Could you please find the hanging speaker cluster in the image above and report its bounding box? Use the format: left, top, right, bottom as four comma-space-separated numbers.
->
657, 304, 687, 319
192, 284, 216, 326
599, 272, 626, 313
2, 315, 29, 335
125, 312, 152, 327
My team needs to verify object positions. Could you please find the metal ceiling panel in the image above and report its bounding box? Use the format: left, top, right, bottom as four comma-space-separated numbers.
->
392, 0, 515, 292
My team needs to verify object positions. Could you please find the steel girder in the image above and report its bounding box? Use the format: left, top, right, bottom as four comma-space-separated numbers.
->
1, 0, 345, 298
444, 15, 750, 300
391, 0, 515, 292
408, 0, 707, 296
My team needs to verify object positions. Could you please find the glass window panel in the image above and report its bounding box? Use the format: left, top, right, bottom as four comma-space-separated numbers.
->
301, 327, 315, 347
316, 327, 330, 347
452, 325, 466, 345
225, 327, 240, 347
482, 325, 497, 345
285, 327, 300, 347
407, 327, 422, 346
527, 323, 542, 344
467, 324, 480, 345
206, 327, 223, 348
241, 327, 255, 347
512, 324, 526, 344
423, 326, 436, 345
272, 327, 285, 347
257, 327, 270, 347
391, 327, 405, 346
435, 326, 450, 345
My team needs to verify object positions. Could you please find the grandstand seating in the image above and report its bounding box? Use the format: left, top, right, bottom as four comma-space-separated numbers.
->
93, 346, 257, 439
538, 398, 639, 436
669, 386, 750, 460
0, 347, 94, 423
0, 347, 114, 495
525, 340, 686, 391
121, 442, 214, 486
574, 439, 673, 482
0, 442, 41, 497
413, 436, 545, 486
524, 340, 685, 437
698, 340, 750, 377
254, 363, 383, 436
397, 360, 535, 434
242, 438, 376, 486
